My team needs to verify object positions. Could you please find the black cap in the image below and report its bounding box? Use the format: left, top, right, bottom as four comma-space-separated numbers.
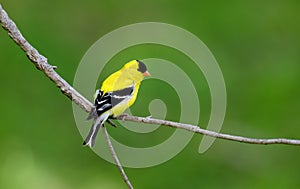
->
137, 60, 147, 73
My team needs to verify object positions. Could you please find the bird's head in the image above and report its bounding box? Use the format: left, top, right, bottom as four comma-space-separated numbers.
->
122, 60, 150, 81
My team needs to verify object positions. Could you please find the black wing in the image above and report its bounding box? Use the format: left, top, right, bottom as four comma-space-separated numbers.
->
95, 86, 134, 116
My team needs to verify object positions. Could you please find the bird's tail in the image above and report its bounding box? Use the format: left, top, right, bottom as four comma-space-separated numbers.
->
83, 112, 110, 147
86, 106, 97, 121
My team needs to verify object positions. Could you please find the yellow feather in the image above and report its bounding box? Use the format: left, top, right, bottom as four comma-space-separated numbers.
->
99, 60, 145, 116
83, 60, 149, 147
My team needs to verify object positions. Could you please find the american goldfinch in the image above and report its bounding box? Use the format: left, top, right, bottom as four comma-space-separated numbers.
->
83, 60, 150, 147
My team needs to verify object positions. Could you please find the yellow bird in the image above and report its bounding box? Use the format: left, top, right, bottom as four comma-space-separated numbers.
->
83, 60, 150, 147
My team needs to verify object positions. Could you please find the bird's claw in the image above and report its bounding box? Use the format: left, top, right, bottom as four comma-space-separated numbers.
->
106, 119, 117, 127
119, 113, 129, 121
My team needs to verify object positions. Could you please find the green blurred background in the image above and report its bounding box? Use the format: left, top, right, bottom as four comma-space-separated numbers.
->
1, 0, 300, 188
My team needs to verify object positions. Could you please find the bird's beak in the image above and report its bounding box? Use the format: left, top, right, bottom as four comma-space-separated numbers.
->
143, 71, 151, 77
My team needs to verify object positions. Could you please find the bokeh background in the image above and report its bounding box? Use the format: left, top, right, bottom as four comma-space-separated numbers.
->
1, 1, 300, 188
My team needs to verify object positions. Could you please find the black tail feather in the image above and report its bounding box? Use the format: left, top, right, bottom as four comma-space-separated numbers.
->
83, 122, 101, 147
86, 107, 97, 121
83, 111, 110, 147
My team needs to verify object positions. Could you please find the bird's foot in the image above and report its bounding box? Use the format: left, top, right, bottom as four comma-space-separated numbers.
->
119, 113, 129, 121
106, 119, 117, 127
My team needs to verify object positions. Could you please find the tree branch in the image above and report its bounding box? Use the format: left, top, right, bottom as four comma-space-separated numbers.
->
0, 4, 133, 189
0, 4, 91, 113
1, 3, 300, 187
102, 126, 133, 189
118, 115, 300, 145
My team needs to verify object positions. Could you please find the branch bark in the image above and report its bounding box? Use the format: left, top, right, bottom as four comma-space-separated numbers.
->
1, 3, 300, 187
119, 115, 300, 145
102, 126, 133, 189
0, 4, 133, 189
0, 4, 91, 113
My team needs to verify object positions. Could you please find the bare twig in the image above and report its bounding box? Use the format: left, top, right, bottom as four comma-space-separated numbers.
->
0, 4, 132, 188
1, 3, 300, 187
118, 115, 300, 145
102, 126, 133, 189
0, 4, 91, 113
